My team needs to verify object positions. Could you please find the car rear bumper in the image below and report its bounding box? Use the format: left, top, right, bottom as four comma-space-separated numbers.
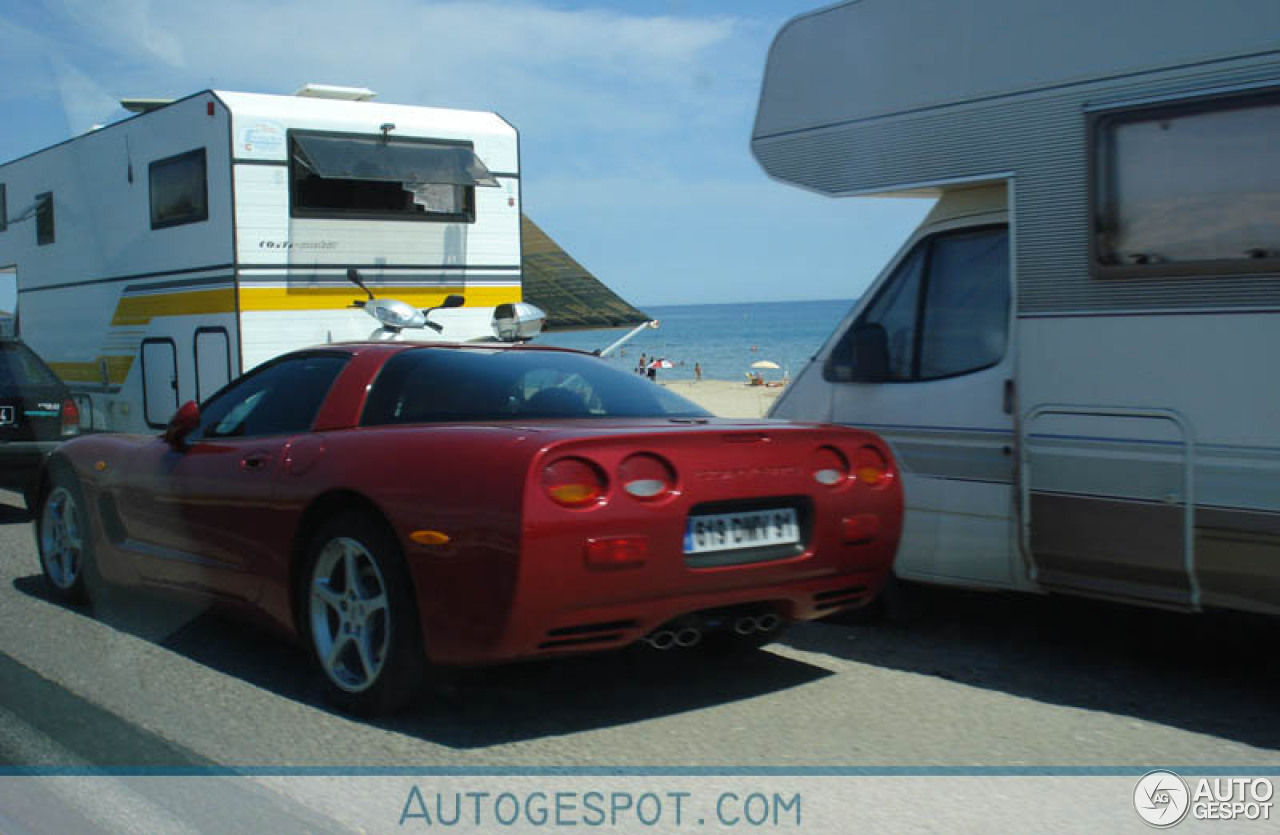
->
512, 568, 885, 657
0, 441, 60, 492
417, 545, 892, 665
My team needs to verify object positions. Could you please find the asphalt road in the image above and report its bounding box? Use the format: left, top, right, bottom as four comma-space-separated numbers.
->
1, 488, 1277, 770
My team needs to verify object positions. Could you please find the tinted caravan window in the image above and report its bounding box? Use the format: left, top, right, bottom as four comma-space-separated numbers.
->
1094, 91, 1280, 272
150, 148, 209, 229
35, 192, 53, 245
289, 131, 499, 222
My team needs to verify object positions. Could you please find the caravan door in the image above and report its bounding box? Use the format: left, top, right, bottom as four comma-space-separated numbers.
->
822, 214, 1017, 587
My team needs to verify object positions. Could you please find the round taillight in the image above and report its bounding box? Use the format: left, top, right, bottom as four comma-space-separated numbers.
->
542, 457, 607, 508
619, 453, 676, 500
854, 445, 891, 487
810, 445, 849, 487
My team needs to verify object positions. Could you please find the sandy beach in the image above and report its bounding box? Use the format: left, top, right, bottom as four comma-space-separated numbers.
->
660, 379, 785, 419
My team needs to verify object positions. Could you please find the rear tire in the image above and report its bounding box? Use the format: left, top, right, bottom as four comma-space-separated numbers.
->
300, 511, 428, 716
36, 469, 94, 605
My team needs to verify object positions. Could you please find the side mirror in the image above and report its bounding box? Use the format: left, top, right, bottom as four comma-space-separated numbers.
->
164, 401, 201, 450
440, 294, 465, 309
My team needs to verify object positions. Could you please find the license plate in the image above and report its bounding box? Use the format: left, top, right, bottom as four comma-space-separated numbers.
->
683, 508, 800, 554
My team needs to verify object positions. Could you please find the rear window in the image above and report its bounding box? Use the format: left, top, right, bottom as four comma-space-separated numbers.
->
0, 343, 60, 388
361, 348, 711, 425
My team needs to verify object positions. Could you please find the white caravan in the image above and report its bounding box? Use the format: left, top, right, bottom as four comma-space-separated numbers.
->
754, 0, 1280, 615
0, 85, 541, 433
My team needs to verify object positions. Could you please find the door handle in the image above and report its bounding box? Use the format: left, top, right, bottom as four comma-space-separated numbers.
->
1002, 378, 1016, 415
240, 452, 272, 471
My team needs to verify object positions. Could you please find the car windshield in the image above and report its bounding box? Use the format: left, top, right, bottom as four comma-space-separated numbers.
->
0, 342, 60, 389
361, 347, 712, 424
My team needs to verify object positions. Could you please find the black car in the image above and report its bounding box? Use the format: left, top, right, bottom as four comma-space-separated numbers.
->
0, 339, 78, 507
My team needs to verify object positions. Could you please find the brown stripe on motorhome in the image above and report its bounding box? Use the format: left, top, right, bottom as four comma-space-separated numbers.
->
1196, 506, 1280, 616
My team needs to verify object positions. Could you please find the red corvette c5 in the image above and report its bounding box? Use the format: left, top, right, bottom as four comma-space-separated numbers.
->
36, 343, 902, 714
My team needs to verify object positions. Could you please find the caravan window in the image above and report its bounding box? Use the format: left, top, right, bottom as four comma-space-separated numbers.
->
289, 131, 498, 222
826, 226, 1009, 383
1094, 91, 1280, 274
35, 192, 53, 246
149, 148, 209, 229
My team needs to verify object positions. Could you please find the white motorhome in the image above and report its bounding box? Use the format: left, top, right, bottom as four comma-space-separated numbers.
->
0, 85, 540, 433
754, 0, 1280, 615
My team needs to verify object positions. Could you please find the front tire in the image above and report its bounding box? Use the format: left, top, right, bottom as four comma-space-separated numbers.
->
37, 469, 93, 605
301, 511, 428, 715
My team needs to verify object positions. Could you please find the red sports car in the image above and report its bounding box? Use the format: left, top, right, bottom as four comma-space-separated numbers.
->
36, 343, 902, 714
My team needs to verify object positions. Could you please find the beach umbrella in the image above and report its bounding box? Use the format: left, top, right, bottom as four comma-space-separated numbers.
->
657, 359, 674, 369
750, 360, 781, 370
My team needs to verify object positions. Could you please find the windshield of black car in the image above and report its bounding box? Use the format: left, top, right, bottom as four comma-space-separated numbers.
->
0, 343, 61, 389
360, 348, 712, 425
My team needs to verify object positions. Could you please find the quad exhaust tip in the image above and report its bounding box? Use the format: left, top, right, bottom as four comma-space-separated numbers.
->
644, 627, 703, 650
733, 613, 782, 635
675, 627, 702, 648
645, 612, 780, 648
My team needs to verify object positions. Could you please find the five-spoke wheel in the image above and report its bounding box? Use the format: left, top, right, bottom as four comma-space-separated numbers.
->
301, 512, 427, 715
37, 471, 93, 604
309, 536, 391, 693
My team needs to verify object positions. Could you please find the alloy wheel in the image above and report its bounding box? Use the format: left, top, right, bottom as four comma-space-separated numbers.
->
308, 537, 391, 693
40, 486, 83, 591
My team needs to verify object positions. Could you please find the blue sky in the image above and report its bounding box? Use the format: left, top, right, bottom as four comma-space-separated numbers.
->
0, 0, 932, 307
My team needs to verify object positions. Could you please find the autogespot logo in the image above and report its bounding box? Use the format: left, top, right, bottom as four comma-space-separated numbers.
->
1134, 770, 1191, 828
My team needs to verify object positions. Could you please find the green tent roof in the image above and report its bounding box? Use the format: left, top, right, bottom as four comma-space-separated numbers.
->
521, 215, 649, 331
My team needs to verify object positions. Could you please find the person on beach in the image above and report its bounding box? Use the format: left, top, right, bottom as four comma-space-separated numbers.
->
637, 353, 647, 375
647, 359, 658, 381
694, 362, 702, 382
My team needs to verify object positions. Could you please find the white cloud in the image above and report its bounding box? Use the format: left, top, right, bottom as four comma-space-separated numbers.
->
46, 0, 743, 143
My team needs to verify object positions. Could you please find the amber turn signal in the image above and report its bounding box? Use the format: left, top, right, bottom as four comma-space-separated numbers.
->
542, 457, 607, 508
410, 530, 451, 546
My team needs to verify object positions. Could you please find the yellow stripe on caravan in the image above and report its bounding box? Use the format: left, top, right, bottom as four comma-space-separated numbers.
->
110, 289, 237, 326
48, 355, 134, 385
237, 285, 522, 312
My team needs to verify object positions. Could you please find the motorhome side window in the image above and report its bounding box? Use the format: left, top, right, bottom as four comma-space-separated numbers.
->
288, 131, 499, 223
35, 192, 54, 246
0, 183, 6, 233
826, 227, 1009, 383
149, 148, 209, 230
1094, 91, 1280, 273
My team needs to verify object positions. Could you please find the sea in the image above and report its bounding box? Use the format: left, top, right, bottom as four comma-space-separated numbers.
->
536, 299, 856, 382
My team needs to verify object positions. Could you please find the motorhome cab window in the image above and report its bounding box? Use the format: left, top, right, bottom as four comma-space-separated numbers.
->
1094, 91, 1280, 273
288, 131, 498, 222
149, 148, 208, 229
826, 227, 1009, 383
35, 192, 54, 246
